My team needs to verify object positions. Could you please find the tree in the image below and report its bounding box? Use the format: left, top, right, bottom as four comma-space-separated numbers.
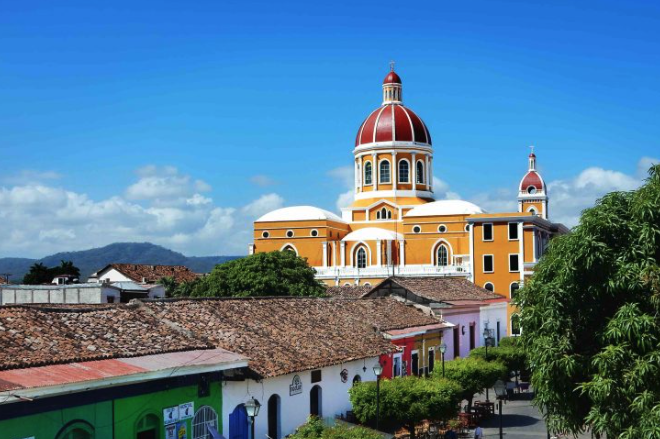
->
22, 260, 81, 284
469, 338, 527, 376
516, 165, 660, 437
431, 357, 507, 411
190, 251, 326, 297
289, 416, 381, 439
158, 276, 178, 297
349, 377, 462, 439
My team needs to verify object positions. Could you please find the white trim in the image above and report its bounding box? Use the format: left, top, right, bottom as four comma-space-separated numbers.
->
509, 281, 520, 298
430, 238, 454, 265
519, 222, 525, 282
363, 160, 373, 186
280, 243, 299, 255
469, 224, 475, 282
353, 145, 433, 157
484, 282, 495, 292
371, 106, 388, 144
376, 240, 382, 267
378, 158, 392, 184
438, 224, 447, 233
349, 241, 372, 268
412, 225, 422, 234
416, 159, 425, 185
527, 206, 538, 215
356, 107, 380, 146
310, 229, 319, 237
483, 254, 494, 273
354, 189, 434, 201
507, 222, 519, 241
286, 229, 295, 238
398, 158, 411, 183
508, 253, 520, 273
262, 231, 270, 239
482, 223, 494, 241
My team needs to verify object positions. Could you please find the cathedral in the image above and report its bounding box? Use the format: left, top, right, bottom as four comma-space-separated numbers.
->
251, 67, 567, 327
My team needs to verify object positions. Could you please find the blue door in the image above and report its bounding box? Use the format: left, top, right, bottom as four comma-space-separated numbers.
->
229, 404, 249, 439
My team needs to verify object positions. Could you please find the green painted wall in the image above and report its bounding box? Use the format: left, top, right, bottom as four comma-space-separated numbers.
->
1, 381, 223, 439
114, 381, 223, 439
1, 401, 113, 439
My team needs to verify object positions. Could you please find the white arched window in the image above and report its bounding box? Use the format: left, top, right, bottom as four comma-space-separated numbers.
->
484, 282, 495, 292
416, 161, 425, 184
379, 160, 391, 184
398, 160, 410, 183
356, 247, 367, 269
364, 162, 372, 185
510, 282, 520, 297
193, 406, 218, 439
436, 244, 449, 266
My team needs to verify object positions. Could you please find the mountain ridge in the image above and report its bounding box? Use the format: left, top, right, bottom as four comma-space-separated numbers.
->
0, 242, 241, 283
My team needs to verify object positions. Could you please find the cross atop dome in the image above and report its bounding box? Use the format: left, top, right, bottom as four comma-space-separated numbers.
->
390, 60, 395, 71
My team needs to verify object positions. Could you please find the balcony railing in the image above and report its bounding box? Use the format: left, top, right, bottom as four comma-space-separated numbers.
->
313, 264, 471, 279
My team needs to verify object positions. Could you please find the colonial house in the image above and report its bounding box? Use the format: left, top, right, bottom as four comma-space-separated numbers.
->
88, 263, 198, 284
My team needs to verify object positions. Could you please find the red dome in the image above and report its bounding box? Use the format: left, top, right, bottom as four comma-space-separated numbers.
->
383, 71, 402, 84
520, 171, 544, 192
355, 104, 432, 146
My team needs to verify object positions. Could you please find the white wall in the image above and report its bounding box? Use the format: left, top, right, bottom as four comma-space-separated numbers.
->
0, 285, 118, 305
480, 302, 508, 346
93, 268, 134, 283
222, 358, 380, 439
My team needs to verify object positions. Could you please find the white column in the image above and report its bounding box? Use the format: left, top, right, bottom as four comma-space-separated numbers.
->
399, 240, 405, 266
392, 151, 397, 191
372, 153, 378, 191
248, 243, 255, 255
412, 152, 417, 190
376, 240, 382, 267
322, 241, 328, 267
387, 240, 392, 267
355, 159, 359, 194
425, 155, 430, 188
331, 242, 336, 267
340, 241, 346, 267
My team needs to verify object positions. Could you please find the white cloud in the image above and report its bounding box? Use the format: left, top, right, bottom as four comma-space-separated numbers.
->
336, 190, 354, 210
0, 167, 285, 258
249, 175, 277, 187
241, 193, 285, 218
329, 166, 355, 211
433, 177, 461, 200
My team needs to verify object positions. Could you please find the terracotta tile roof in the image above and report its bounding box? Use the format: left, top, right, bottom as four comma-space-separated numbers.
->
0, 304, 211, 371
325, 285, 374, 299
369, 277, 505, 303
103, 263, 198, 283
142, 297, 438, 378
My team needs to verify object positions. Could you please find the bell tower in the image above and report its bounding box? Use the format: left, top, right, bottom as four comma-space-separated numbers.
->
518, 148, 548, 219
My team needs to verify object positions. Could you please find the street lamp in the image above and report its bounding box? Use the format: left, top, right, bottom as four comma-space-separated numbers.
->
493, 380, 507, 439
483, 327, 492, 400
373, 362, 383, 431
245, 397, 261, 439
439, 343, 447, 378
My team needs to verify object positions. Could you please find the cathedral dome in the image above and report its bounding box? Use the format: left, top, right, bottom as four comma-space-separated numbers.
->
519, 152, 546, 194
383, 71, 402, 84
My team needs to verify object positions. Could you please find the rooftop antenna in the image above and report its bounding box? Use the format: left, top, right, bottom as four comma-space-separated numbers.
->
389, 60, 396, 71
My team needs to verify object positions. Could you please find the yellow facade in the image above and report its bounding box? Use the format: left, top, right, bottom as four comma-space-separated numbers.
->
250, 69, 567, 334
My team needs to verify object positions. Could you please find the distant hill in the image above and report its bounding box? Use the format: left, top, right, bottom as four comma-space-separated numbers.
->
0, 242, 241, 283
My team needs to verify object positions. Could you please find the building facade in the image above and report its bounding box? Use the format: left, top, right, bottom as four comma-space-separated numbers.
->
251, 68, 568, 332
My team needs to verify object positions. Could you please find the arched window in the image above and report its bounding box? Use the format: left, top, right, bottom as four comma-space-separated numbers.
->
416, 161, 424, 184
484, 282, 494, 292
378, 207, 390, 220
136, 413, 159, 439
281, 245, 296, 254
193, 406, 219, 439
56, 421, 94, 439
352, 375, 362, 386
436, 244, 449, 266
268, 394, 281, 439
510, 282, 520, 297
364, 162, 372, 185
398, 160, 410, 183
511, 314, 521, 336
310, 385, 323, 417
379, 160, 391, 184
356, 247, 367, 269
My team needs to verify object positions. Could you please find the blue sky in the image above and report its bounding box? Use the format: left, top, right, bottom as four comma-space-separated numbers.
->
1, 0, 659, 257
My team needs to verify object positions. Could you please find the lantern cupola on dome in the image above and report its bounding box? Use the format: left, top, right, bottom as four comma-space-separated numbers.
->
382, 62, 402, 104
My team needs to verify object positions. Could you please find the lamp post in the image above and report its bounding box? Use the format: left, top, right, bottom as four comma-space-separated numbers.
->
373, 362, 383, 431
483, 327, 492, 400
245, 397, 261, 439
439, 343, 447, 378
493, 380, 507, 439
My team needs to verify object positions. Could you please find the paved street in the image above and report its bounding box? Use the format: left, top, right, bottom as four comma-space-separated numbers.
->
473, 390, 592, 439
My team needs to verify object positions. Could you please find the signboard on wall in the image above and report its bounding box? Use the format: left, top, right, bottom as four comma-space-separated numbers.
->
165, 424, 177, 439
290, 374, 303, 395
176, 421, 188, 439
179, 402, 194, 420
164, 406, 180, 425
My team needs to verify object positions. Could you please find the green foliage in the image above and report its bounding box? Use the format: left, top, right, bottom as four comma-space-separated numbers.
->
22, 260, 81, 284
158, 276, 178, 297
289, 416, 381, 439
188, 251, 326, 297
431, 357, 507, 407
349, 377, 462, 438
515, 165, 660, 436
469, 341, 526, 374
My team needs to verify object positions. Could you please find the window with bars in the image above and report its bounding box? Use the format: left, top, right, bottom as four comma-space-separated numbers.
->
193, 406, 218, 439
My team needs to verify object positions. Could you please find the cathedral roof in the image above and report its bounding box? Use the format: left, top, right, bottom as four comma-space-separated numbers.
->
256, 206, 346, 223
404, 200, 484, 217
342, 227, 403, 242
520, 170, 544, 192
383, 70, 402, 84
355, 104, 431, 147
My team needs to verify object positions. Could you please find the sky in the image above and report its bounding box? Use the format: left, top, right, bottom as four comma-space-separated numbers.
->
0, 0, 659, 258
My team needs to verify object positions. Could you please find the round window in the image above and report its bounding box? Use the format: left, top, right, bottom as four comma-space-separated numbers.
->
311, 229, 318, 237
527, 186, 537, 194
262, 231, 270, 238
413, 225, 421, 234
286, 230, 294, 238
464, 224, 470, 232
438, 225, 447, 233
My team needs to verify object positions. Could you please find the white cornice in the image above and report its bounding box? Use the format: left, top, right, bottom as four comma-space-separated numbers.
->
355, 189, 434, 200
